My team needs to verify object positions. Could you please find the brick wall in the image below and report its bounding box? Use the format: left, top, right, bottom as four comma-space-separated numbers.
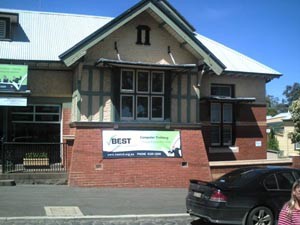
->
201, 102, 267, 161
68, 128, 211, 187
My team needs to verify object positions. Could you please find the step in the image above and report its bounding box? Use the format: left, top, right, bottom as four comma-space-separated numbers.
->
0, 179, 16, 186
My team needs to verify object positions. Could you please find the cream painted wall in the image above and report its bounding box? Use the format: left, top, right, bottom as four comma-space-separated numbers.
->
276, 121, 299, 156
85, 11, 198, 65
201, 73, 266, 103
76, 67, 112, 122
29, 70, 72, 97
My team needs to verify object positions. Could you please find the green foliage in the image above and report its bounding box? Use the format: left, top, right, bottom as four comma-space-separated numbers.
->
267, 129, 279, 151
289, 99, 300, 144
266, 95, 288, 116
25, 152, 48, 158
283, 82, 300, 105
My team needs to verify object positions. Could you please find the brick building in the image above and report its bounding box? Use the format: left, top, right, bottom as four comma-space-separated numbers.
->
0, 0, 281, 187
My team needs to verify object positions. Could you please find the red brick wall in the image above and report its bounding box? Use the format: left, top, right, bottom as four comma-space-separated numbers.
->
68, 128, 211, 187
201, 102, 267, 161
62, 108, 75, 136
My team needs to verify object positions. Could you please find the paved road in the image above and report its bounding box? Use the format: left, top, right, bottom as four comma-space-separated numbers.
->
0, 185, 187, 217
0, 217, 220, 225
0, 185, 226, 225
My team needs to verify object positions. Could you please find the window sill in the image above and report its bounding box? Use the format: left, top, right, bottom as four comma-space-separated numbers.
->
70, 121, 202, 129
209, 146, 239, 153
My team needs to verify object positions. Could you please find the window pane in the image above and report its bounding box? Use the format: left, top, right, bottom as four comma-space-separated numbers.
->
264, 175, 277, 190
36, 106, 59, 113
223, 126, 232, 146
0, 20, 6, 39
137, 96, 149, 119
137, 71, 149, 92
211, 85, 231, 97
277, 172, 295, 190
121, 95, 133, 118
152, 97, 163, 119
152, 72, 164, 93
12, 114, 34, 122
36, 114, 60, 122
211, 103, 221, 123
296, 142, 300, 150
121, 70, 134, 91
223, 104, 232, 123
11, 106, 33, 113
211, 126, 220, 146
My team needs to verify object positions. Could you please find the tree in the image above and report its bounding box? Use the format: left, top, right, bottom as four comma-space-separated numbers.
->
283, 82, 300, 105
267, 128, 279, 150
266, 95, 288, 116
289, 99, 300, 144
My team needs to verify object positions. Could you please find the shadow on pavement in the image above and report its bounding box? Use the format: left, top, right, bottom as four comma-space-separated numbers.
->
191, 219, 227, 225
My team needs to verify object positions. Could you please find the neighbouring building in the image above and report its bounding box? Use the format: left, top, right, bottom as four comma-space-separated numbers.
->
0, 0, 282, 187
267, 112, 300, 157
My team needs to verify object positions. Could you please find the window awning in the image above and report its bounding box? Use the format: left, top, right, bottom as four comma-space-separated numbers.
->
96, 58, 197, 72
201, 96, 256, 103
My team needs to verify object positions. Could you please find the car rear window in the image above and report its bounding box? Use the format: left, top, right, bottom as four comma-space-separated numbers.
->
215, 168, 260, 186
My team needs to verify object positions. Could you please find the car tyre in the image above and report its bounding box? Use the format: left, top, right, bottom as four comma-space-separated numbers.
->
246, 206, 274, 225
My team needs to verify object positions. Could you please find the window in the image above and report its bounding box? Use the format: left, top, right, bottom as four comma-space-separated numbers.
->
276, 172, 294, 190
8, 105, 61, 142
211, 84, 232, 97
210, 103, 233, 146
120, 69, 164, 120
136, 25, 151, 45
264, 174, 278, 190
295, 142, 300, 150
0, 19, 7, 39
10, 105, 60, 123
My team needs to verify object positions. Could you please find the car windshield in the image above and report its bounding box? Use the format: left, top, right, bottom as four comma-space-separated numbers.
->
214, 168, 261, 186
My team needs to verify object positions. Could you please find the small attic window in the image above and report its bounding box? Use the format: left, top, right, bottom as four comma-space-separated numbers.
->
0, 12, 19, 41
136, 25, 151, 45
0, 18, 8, 39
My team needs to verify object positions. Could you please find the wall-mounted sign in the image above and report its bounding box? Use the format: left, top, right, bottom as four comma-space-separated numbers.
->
0, 97, 27, 106
0, 64, 28, 92
103, 130, 181, 158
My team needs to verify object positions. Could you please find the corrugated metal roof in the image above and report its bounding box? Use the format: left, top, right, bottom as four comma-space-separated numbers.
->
0, 8, 281, 76
0, 9, 112, 61
196, 34, 281, 75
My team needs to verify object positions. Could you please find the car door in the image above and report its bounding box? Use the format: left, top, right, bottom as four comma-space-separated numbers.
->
264, 172, 294, 217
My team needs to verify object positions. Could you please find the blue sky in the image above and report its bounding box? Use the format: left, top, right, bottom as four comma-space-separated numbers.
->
1, 0, 299, 101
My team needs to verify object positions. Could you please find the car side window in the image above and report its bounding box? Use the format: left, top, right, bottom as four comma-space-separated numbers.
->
264, 174, 278, 190
276, 172, 295, 190
293, 171, 300, 179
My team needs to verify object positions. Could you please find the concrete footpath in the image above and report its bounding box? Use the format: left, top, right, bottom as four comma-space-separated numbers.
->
0, 185, 209, 225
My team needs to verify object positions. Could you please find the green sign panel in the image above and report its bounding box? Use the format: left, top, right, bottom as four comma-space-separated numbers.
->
0, 64, 28, 92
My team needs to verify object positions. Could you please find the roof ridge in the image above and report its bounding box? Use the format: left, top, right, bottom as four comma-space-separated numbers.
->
0, 8, 113, 20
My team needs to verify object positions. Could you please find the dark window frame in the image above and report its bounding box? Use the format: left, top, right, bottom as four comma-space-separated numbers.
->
120, 69, 165, 121
136, 25, 151, 45
0, 17, 11, 40
210, 84, 235, 147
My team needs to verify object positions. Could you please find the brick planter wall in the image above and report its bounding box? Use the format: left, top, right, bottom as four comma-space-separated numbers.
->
68, 128, 211, 187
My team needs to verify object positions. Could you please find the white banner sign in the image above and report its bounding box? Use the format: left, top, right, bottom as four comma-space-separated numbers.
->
103, 130, 181, 158
0, 97, 27, 106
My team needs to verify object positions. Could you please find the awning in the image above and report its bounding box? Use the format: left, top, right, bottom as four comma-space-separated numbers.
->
201, 96, 256, 103
96, 58, 197, 72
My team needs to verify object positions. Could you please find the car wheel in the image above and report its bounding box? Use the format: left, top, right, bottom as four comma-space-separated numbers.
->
246, 206, 274, 225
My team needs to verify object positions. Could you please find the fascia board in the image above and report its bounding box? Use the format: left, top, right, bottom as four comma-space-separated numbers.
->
63, 4, 151, 67
149, 5, 224, 75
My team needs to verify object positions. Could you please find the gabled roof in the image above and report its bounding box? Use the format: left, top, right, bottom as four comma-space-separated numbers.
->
0, 3, 282, 77
59, 0, 226, 74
